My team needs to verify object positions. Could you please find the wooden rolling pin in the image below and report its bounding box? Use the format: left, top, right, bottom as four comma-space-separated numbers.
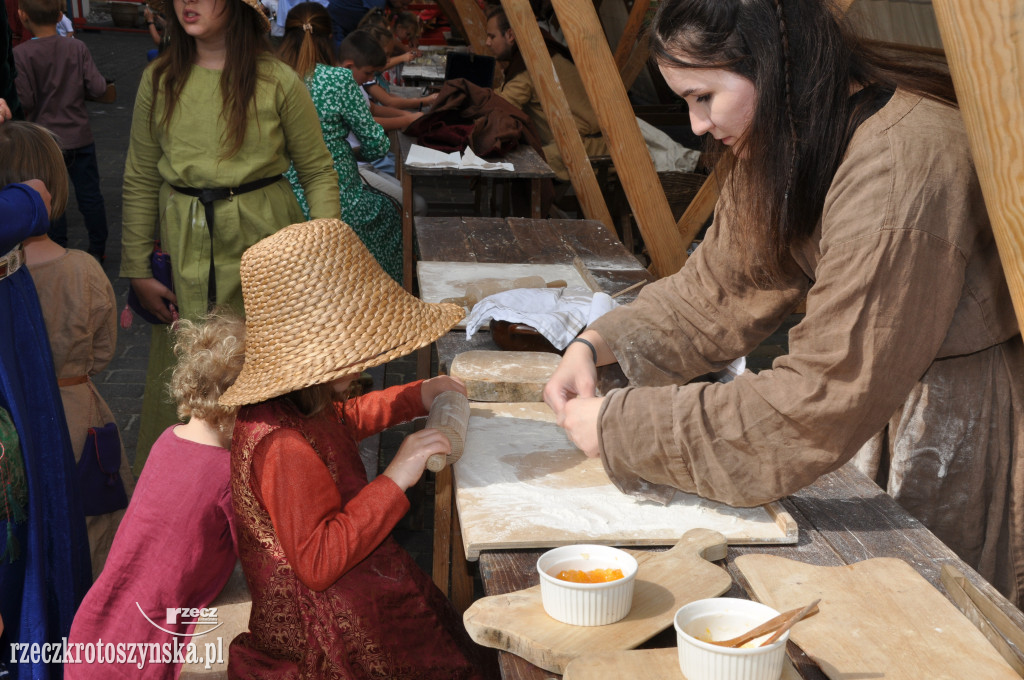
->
424, 391, 471, 472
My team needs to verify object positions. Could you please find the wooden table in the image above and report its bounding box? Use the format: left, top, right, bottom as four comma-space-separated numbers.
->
478, 464, 1024, 679
414, 215, 653, 609
398, 133, 557, 290
415, 215, 1024, 679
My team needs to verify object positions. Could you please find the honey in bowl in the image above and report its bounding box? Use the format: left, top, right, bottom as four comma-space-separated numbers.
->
554, 568, 624, 583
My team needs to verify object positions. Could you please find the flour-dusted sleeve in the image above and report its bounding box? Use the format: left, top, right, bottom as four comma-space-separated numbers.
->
590, 186, 808, 387
120, 69, 163, 279
596, 117, 970, 507
338, 68, 389, 162
277, 67, 340, 220
254, 428, 409, 590
334, 381, 427, 442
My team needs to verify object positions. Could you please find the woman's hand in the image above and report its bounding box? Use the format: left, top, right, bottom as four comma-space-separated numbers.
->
0, 98, 11, 124
420, 375, 466, 410
420, 93, 438, 107
543, 340, 599, 420
383, 428, 452, 490
401, 52, 416, 63
561, 395, 604, 457
130, 277, 178, 323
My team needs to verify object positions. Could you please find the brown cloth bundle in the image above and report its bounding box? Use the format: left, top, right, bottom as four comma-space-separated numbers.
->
406, 78, 543, 157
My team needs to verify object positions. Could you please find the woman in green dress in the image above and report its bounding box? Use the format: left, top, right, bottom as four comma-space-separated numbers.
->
121, 0, 340, 473
278, 2, 403, 284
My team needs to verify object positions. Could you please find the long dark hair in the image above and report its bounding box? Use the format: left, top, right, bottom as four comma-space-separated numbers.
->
277, 2, 336, 78
149, 0, 272, 159
650, 0, 955, 282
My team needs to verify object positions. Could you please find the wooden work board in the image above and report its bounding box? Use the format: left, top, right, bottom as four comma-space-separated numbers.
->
453, 402, 797, 560
735, 555, 1020, 679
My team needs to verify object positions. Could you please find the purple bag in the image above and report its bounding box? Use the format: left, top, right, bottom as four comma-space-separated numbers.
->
77, 422, 128, 516
124, 243, 174, 325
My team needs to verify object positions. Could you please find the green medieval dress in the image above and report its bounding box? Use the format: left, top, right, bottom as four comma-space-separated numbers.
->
285, 63, 403, 283
121, 56, 340, 473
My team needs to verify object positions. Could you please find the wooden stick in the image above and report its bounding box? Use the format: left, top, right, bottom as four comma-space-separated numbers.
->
425, 391, 471, 472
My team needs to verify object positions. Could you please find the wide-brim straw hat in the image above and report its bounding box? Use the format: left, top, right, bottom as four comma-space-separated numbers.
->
219, 219, 464, 407
150, 0, 272, 34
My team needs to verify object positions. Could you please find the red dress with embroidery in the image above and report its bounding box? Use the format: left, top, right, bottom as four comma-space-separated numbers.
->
228, 381, 494, 679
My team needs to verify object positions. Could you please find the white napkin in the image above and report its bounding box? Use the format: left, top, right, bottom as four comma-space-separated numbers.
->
461, 147, 514, 172
405, 144, 514, 172
465, 287, 618, 350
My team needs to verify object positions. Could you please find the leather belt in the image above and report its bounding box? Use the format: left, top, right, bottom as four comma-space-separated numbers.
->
0, 246, 24, 281
170, 175, 283, 309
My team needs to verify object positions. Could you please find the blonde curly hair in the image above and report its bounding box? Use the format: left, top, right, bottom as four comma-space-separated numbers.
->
168, 310, 246, 435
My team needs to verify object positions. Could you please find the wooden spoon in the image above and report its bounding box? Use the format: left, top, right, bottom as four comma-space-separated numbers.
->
707, 600, 820, 648
760, 599, 821, 646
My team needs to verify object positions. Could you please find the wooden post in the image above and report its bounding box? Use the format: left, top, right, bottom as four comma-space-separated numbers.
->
447, 0, 490, 54
551, 0, 688, 277
620, 33, 650, 93
612, 0, 650, 73
931, 0, 1024, 327
677, 167, 719, 245
500, 0, 616, 232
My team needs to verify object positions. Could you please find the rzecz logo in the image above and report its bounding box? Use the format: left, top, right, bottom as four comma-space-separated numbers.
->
136, 604, 222, 637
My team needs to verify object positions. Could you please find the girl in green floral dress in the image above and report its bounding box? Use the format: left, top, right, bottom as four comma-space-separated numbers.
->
279, 3, 403, 284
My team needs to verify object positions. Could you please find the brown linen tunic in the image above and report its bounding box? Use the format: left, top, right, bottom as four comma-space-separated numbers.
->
589, 90, 1023, 605
28, 250, 136, 578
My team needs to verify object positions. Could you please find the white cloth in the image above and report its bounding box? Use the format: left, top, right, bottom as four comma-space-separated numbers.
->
405, 144, 514, 172
637, 117, 700, 173
465, 287, 617, 350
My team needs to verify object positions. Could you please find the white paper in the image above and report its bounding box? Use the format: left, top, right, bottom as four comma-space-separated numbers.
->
406, 144, 514, 172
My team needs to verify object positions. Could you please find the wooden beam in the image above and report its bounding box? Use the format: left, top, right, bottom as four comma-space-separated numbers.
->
447, 0, 490, 54
612, 0, 650, 72
552, 0, 688, 277
501, 0, 616, 232
677, 167, 719, 245
620, 32, 650, 92
931, 0, 1024, 328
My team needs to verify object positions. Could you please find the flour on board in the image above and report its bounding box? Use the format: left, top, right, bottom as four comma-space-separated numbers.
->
454, 403, 791, 559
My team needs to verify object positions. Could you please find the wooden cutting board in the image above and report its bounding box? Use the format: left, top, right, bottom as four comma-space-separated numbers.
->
454, 402, 797, 560
416, 261, 592, 329
463, 529, 733, 674
450, 350, 561, 402
735, 555, 1020, 679
562, 647, 803, 680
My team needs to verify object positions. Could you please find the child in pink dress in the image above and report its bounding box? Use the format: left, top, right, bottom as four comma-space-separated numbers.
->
220, 218, 496, 679
67, 312, 245, 679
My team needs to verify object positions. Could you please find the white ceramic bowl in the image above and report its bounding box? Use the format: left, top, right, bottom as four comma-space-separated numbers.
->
536, 544, 638, 626
674, 598, 789, 680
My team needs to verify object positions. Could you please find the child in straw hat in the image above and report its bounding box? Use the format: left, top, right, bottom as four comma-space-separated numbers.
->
123, 0, 340, 476
68, 311, 245, 680
221, 219, 497, 679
